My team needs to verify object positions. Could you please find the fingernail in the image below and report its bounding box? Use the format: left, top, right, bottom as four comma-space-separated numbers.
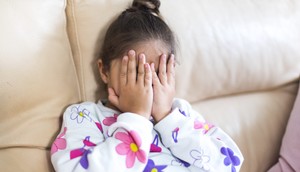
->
170, 54, 175, 61
145, 63, 150, 70
139, 53, 145, 60
129, 50, 135, 56
162, 54, 166, 61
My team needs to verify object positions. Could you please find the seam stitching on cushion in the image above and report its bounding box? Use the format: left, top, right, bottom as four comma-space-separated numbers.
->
62, 0, 82, 101
190, 79, 300, 104
0, 145, 47, 150
67, 0, 85, 101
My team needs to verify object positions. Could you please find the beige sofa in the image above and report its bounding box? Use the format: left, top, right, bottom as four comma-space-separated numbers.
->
1, 0, 300, 171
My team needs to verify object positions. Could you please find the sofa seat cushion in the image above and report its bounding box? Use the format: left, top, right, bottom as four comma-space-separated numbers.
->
0, 148, 53, 172
191, 82, 298, 172
268, 80, 300, 172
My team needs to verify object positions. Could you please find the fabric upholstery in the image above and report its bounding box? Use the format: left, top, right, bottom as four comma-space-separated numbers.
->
0, 0, 78, 171
193, 83, 298, 171
161, 0, 300, 102
0, 0, 300, 171
268, 80, 300, 172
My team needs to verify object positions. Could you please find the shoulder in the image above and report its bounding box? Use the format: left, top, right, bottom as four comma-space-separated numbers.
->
64, 101, 99, 115
62, 101, 102, 125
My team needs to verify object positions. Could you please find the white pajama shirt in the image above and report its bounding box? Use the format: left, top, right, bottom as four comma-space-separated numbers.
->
51, 98, 244, 172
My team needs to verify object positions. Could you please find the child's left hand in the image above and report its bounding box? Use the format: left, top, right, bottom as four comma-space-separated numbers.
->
151, 54, 176, 123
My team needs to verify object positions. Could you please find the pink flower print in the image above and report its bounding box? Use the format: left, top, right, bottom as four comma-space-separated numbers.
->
51, 127, 67, 155
95, 122, 103, 133
103, 114, 118, 126
194, 120, 214, 134
70, 136, 96, 169
115, 131, 146, 168
150, 134, 162, 152
70, 106, 92, 124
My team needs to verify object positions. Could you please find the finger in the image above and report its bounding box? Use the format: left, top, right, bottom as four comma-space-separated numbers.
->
127, 50, 137, 84
167, 54, 176, 85
108, 87, 120, 109
120, 56, 128, 86
137, 54, 146, 85
159, 54, 167, 85
144, 63, 152, 87
151, 63, 160, 86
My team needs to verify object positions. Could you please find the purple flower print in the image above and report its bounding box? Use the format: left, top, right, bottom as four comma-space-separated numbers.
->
70, 106, 92, 124
171, 158, 190, 167
143, 159, 167, 172
220, 147, 240, 172
190, 149, 210, 171
172, 127, 179, 143
70, 136, 96, 169
179, 109, 188, 117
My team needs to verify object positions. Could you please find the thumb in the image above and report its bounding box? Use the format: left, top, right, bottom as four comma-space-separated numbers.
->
108, 87, 120, 108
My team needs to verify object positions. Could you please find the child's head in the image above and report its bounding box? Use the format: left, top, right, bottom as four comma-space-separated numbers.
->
99, 0, 176, 72
98, 0, 176, 96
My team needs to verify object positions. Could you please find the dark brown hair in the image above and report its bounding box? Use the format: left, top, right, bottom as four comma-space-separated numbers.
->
100, 0, 176, 71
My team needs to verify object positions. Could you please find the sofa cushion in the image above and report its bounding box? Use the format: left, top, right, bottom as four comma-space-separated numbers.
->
0, 0, 80, 148
192, 82, 298, 172
162, 0, 300, 102
268, 79, 300, 172
67, 0, 300, 102
66, 0, 131, 101
0, 148, 53, 172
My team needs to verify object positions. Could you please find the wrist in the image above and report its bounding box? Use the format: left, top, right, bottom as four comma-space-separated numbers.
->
130, 108, 151, 119
153, 109, 171, 123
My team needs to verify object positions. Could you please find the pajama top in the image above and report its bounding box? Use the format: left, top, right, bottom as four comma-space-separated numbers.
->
51, 98, 244, 172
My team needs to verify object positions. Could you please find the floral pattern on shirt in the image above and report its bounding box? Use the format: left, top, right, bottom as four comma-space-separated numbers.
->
190, 149, 210, 171
221, 147, 241, 172
115, 131, 147, 168
70, 106, 92, 124
143, 159, 167, 172
70, 136, 96, 169
51, 127, 67, 155
103, 114, 118, 126
194, 120, 214, 134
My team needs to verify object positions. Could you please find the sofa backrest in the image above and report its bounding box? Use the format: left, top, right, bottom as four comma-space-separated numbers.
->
67, 0, 300, 102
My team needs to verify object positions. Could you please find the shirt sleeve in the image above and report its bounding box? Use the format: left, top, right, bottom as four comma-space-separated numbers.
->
154, 98, 244, 172
51, 103, 153, 172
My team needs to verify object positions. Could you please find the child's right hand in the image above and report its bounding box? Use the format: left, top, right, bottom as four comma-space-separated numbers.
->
108, 50, 153, 119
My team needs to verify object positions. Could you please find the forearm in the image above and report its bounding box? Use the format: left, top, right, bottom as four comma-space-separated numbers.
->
154, 100, 244, 171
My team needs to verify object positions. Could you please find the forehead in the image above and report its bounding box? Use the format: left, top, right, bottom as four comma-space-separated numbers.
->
131, 40, 170, 63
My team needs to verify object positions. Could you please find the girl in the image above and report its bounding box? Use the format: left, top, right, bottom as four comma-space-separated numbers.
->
51, 0, 244, 171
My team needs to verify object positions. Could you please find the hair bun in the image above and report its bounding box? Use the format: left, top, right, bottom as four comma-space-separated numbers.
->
132, 0, 161, 17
